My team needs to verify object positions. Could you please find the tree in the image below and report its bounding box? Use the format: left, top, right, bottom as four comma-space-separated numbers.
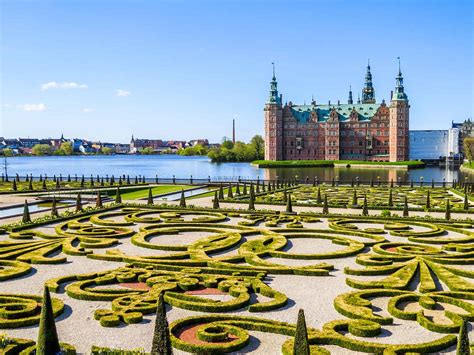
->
249, 135, 265, 160
213, 191, 220, 209
463, 194, 469, 211
101, 147, 113, 155
221, 138, 234, 149
147, 188, 154, 205
317, 187, 322, 204
425, 190, 431, 209
36, 287, 61, 355
51, 198, 59, 217
463, 137, 474, 165
235, 183, 240, 195
286, 193, 293, 213
115, 187, 122, 203
445, 198, 451, 220
2, 148, 13, 157
141, 147, 155, 155
403, 196, 409, 217
218, 184, 225, 200
362, 195, 368, 216
227, 184, 233, 199
151, 293, 173, 355
58, 141, 73, 155
76, 194, 83, 212
22, 200, 31, 223
32, 144, 52, 156
293, 309, 310, 355
322, 195, 329, 214
179, 190, 186, 208
456, 318, 470, 355
12, 179, 17, 191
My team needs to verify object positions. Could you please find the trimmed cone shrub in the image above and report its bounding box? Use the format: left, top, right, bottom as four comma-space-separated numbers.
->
283, 189, 288, 203
22, 200, 31, 223
96, 192, 103, 208
51, 198, 58, 218
446, 198, 451, 220
243, 183, 248, 195
426, 190, 431, 209
119, 177, 123, 185
362, 196, 368, 216
293, 309, 310, 355
135, 176, 138, 184
256, 181, 260, 193
322, 195, 329, 214
235, 183, 240, 195
42, 180, 47, 190
388, 189, 393, 207
179, 190, 186, 208
151, 293, 172, 355
248, 193, 255, 211
147, 188, 154, 205
463, 194, 469, 211
127, 175, 131, 184
403, 196, 409, 217
56, 179, 60, 189
37, 287, 61, 355
213, 191, 220, 209
76, 194, 83, 212
80, 175, 85, 187
115, 187, 122, 204
12, 180, 17, 191
286, 193, 293, 213
219, 184, 224, 200
456, 318, 469, 355
250, 183, 255, 198
227, 184, 233, 199
317, 187, 322, 204
352, 190, 357, 206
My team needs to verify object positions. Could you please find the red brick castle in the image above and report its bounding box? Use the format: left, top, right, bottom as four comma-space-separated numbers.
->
264, 60, 409, 162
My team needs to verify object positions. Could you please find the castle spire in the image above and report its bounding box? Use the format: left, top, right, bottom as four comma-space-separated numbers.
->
392, 57, 408, 101
348, 85, 353, 104
267, 62, 281, 105
362, 59, 375, 103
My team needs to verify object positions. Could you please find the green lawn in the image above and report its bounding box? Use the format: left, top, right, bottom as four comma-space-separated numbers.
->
462, 162, 474, 171
120, 185, 192, 200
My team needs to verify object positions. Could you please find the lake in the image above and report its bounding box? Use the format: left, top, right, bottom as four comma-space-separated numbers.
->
2, 155, 471, 183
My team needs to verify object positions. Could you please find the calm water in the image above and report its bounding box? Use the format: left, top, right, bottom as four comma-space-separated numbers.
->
3, 155, 471, 183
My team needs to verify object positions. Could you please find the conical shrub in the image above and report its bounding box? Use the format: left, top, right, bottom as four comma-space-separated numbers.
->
115, 187, 122, 204
213, 191, 220, 209
218, 184, 224, 200
446, 198, 451, 220
286, 193, 293, 213
179, 190, 186, 208
151, 293, 172, 355
243, 183, 247, 195
29, 179, 33, 191
425, 190, 431, 209
227, 184, 233, 199
22, 200, 31, 223
362, 195, 368, 216
293, 309, 310, 355
36, 287, 61, 355
76, 194, 82, 212
403, 196, 409, 217
388, 189, 393, 207
322, 195, 329, 214
96, 192, 103, 208
463, 194, 469, 211
352, 190, 357, 206
51, 198, 59, 218
12, 180, 17, 191
235, 183, 240, 195
147, 188, 154, 205
248, 193, 255, 211
317, 187, 322, 204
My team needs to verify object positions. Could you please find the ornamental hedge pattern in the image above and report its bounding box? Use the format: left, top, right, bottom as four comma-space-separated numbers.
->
1, 202, 473, 353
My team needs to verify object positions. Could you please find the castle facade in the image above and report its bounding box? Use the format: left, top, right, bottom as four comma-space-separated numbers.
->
264, 61, 409, 162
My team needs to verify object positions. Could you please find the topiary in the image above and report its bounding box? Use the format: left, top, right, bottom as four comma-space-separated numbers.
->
388, 189, 393, 207
36, 287, 61, 355
322, 195, 329, 214
12, 180, 17, 191
248, 193, 255, 211
148, 188, 154, 205
463, 194, 469, 211
352, 190, 358, 206
293, 309, 310, 355
179, 190, 186, 208
51, 198, 59, 218
286, 193, 293, 213
446, 198, 451, 221
96, 192, 103, 208
403, 196, 409, 217
227, 184, 233, 199
22, 200, 31, 223
76, 194, 83, 212
426, 190, 431, 209
151, 293, 172, 355
362, 196, 368, 216
213, 191, 220, 209
317, 187, 322, 204
115, 187, 122, 204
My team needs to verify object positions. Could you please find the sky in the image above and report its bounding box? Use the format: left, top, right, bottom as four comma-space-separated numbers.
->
0, 0, 473, 143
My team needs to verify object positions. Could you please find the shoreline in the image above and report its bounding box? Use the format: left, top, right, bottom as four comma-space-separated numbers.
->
251, 160, 425, 170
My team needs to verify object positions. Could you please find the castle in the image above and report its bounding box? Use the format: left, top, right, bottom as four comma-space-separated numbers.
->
264, 60, 409, 162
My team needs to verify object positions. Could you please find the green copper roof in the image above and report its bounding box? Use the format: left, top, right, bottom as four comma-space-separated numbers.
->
290, 103, 381, 123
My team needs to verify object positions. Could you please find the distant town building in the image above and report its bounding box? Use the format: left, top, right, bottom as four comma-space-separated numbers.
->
264, 60, 409, 162
130, 136, 164, 153
452, 119, 474, 157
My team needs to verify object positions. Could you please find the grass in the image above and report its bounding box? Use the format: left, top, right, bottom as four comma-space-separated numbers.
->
462, 162, 474, 171
252, 160, 425, 168
120, 185, 192, 200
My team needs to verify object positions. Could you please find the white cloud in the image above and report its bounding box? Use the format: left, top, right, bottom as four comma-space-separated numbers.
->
18, 103, 47, 112
115, 89, 131, 97
41, 81, 88, 91
82, 108, 95, 113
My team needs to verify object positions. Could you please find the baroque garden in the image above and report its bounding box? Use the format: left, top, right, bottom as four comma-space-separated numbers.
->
0, 175, 473, 354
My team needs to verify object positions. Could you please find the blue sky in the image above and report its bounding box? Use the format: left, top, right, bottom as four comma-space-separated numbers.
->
1, 0, 472, 143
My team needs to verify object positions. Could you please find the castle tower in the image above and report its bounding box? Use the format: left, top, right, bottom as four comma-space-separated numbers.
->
264, 63, 283, 160
362, 60, 376, 104
348, 85, 353, 104
389, 58, 409, 161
